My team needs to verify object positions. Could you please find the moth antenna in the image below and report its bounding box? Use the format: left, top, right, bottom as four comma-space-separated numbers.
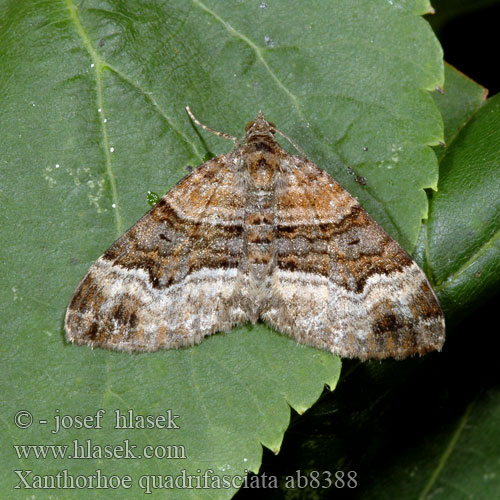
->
274, 128, 307, 157
186, 106, 240, 146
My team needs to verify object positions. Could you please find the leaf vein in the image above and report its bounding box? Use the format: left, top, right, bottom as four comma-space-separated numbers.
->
65, 0, 123, 236
104, 63, 204, 159
191, 0, 303, 116
435, 225, 500, 292
418, 397, 477, 499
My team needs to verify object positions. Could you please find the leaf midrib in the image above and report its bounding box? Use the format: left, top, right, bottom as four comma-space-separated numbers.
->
66, 0, 123, 236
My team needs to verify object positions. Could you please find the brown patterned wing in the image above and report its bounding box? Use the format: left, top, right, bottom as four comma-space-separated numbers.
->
261, 157, 445, 360
65, 155, 249, 351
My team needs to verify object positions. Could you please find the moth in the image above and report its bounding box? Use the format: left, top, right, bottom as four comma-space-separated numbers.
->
65, 109, 445, 359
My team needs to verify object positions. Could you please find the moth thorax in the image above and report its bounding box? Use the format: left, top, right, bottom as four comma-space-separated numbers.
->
246, 151, 278, 189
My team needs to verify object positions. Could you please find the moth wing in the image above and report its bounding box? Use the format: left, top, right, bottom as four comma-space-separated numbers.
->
261, 158, 445, 359
65, 156, 248, 351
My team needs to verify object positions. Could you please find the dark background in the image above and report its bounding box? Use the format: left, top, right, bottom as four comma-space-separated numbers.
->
428, 0, 499, 96
236, 1, 500, 498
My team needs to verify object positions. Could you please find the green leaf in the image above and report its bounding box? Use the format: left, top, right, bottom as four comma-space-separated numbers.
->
432, 62, 488, 159
422, 71, 500, 323
374, 387, 500, 500
1, 0, 444, 498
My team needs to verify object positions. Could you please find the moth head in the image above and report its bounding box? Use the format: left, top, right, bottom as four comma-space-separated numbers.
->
245, 112, 277, 141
